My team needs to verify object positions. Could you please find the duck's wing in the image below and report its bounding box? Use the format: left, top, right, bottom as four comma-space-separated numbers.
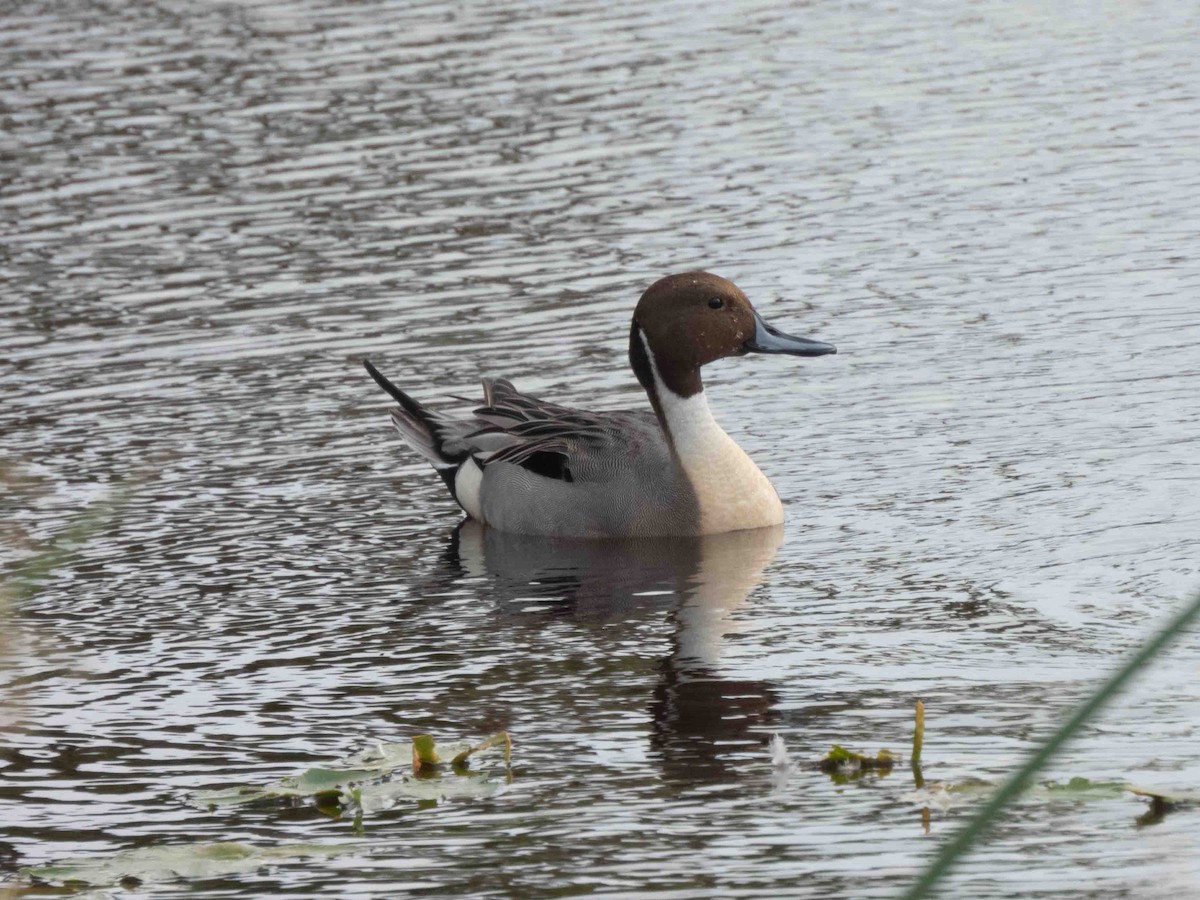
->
465, 378, 661, 484
366, 360, 662, 484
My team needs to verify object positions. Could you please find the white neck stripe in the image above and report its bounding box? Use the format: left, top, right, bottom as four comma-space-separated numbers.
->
639, 329, 725, 461
637, 328, 673, 397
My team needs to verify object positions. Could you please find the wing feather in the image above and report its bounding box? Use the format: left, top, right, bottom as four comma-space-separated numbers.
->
463, 379, 656, 484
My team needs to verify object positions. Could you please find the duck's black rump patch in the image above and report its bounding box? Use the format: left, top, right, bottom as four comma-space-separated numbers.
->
518, 450, 574, 483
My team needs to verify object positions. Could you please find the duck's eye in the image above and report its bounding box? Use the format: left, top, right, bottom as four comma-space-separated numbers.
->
708, 296, 725, 309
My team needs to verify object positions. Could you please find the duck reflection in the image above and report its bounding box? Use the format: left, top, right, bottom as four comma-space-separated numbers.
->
452, 521, 783, 783
650, 526, 784, 783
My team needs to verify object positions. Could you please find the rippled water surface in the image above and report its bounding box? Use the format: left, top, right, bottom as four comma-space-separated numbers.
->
3, 0, 1200, 896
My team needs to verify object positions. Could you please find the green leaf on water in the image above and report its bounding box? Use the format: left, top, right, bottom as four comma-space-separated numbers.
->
190, 765, 374, 808
903, 779, 992, 812
354, 768, 508, 813
191, 734, 513, 814
342, 739, 415, 772
912, 777, 1200, 833
1040, 777, 1128, 799
292, 766, 375, 797
22, 841, 345, 887
944, 777, 997, 797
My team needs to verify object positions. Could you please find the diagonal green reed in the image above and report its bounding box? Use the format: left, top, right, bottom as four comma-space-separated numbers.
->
904, 588, 1200, 899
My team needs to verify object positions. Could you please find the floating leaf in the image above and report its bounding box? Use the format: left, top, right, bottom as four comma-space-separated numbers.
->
906, 777, 1161, 817
23, 841, 344, 888
342, 739, 415, 772
191, 735, 513, 815
1040, 777, 1127, 799
903, 785, 958, 813
353, 769, 508, 814
191, 765, 374, 808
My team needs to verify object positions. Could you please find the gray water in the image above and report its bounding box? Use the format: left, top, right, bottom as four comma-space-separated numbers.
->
3, 0, 1200, 896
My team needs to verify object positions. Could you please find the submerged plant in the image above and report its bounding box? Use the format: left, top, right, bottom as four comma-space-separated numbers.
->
192, 732, 513, 816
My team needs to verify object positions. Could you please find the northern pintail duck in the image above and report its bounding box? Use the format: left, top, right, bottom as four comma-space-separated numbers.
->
364, 271, 835, 537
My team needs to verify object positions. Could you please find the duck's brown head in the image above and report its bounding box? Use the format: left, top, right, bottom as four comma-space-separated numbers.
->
629, 271, 835, 399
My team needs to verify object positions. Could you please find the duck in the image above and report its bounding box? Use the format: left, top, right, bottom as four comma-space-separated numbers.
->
364, 271, 835, 537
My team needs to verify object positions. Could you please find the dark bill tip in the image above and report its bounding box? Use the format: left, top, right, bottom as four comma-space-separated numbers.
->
744, 309, 837, 357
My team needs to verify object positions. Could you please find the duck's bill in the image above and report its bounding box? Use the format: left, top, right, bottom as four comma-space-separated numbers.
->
744, 310, 836, 356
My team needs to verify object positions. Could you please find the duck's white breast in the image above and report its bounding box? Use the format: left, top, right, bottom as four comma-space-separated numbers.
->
659, 390, 784, 534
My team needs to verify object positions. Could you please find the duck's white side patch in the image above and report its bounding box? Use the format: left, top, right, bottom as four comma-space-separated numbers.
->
454, 458, 485, 522
639, 331, 784, 533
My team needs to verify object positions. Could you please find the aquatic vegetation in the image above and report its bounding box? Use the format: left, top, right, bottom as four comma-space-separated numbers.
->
818, 744, 895, 782
412, 730, 513, 773
902, 777, 1132, 812
802, 700, 925, 784
22, 841, 346, 889
777, 689, 1197, 880
911, 700, 924, 766
904, 588, 1200, 899
1127, 787, 1200, 827
9, 730, 511, 892
192, 733, 513, 816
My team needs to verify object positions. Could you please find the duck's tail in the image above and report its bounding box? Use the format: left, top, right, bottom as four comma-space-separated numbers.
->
363, 360, 469, 472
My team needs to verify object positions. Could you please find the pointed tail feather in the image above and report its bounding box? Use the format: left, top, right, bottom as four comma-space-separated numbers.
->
364, 359, 426, 421
363, 359, 465, 469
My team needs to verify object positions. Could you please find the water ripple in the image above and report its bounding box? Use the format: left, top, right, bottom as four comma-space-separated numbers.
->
3, 0, 1200, 895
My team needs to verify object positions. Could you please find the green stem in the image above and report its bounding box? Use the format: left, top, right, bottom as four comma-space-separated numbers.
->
912, 701, 925, 763
904, 588, 1200, 899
